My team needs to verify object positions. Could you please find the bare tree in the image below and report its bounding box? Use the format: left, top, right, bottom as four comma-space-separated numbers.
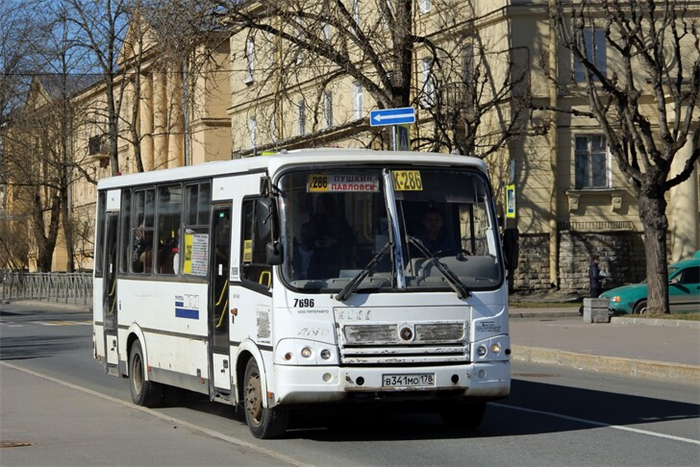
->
0, 1, 34, 270
62, 0, 133, 176
185, 0, 532, 155
1, 2, 101, 272
550, 0, 700, 314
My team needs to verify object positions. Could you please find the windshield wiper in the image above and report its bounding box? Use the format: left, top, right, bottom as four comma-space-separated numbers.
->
406, 236, 471, 299
335, 241, 391, 301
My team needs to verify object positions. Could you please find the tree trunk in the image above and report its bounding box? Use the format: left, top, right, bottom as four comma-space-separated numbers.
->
61, 199, 75, 272
638, 189, 670, 315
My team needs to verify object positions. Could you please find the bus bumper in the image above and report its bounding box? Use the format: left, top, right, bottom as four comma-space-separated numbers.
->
271, 361, 510, 406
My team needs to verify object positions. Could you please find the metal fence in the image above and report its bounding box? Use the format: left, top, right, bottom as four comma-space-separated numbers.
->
0, 271, 92, 306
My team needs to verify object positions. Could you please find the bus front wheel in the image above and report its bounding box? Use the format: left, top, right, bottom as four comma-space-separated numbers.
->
440, 402, 487, 430
243, 359, 289, 439
129, 340, 163, 407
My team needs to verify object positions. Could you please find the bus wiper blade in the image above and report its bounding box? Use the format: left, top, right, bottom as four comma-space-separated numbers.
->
406, 236, 471, 299
335, 241, 391, 301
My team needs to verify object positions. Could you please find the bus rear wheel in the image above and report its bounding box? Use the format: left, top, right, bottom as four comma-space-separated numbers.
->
243, 359, 289, 439
440, 402, 487, 430
129, 340, 163, 407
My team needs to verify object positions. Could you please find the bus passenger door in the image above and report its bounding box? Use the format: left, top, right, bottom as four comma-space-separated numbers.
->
103, 212, 119, 375
210, 204, 232, 395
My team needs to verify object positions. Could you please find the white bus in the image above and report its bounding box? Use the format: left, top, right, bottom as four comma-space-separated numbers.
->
93, 149, 510, 438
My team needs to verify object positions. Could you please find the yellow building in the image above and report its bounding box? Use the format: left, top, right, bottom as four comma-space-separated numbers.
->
4, 18, 232, 272
225, 0, 699, 294
6, 2, 696, 295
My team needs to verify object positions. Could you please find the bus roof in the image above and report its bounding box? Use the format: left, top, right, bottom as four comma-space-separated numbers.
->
96, 149, 488, 190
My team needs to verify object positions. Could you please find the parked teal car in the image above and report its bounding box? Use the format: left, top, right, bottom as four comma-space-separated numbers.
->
600, 251, 700, 315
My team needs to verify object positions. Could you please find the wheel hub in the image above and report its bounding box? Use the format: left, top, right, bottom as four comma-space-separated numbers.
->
245, 372, 262, 423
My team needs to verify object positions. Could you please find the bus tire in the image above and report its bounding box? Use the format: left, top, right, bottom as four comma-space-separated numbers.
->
129, 340, 163, 408
440, 402, 487, 430
243, 359, 289, 439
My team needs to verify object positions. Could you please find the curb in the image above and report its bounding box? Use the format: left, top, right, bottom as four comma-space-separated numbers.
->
611, 316, 700, 329
1, 299, 91, 313
509, 310, 580, 319
512, 345, 700, 384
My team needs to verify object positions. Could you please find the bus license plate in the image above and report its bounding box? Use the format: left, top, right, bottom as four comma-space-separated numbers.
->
382, 373, 435, 388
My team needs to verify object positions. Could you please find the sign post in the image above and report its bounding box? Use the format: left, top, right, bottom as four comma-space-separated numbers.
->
369, 107, 415, 151
506, 184, 516, 219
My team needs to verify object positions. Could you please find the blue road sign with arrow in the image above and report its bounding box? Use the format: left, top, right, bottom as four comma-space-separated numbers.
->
370, 107, 416, 127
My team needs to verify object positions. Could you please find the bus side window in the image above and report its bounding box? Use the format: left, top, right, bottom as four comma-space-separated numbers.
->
241, 199, 272, 289
131, 189, 155, 273
118, 190, 131, 274
156, 185, 182, 275
94, 191, 106, 275
182, 181, 211, 277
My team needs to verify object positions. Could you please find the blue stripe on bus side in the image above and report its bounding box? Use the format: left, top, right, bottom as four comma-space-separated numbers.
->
175, 308, 199, 319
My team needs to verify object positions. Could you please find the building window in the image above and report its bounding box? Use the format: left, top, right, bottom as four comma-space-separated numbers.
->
324, 91, 333, 129
244, 38, 255, 83
421, 57, 435, 108
322, 2, 333, 41
419, 0, 431, 14
352, 0, 361, 26
270, 113, 278, 142
295, 16, 304, 64
88, 135, 103, 154
575, 135, 608, 189
383, 0, 394, 29
248, 117, 257, 149
297, 101, 306, 135
353, 83, 363, 120
574, 28, 606, 82
462, 43, 476, 107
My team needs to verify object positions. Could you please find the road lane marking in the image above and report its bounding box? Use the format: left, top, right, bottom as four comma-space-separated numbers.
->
0, 361, 317, 467
493, 402, 700, 446
0, 320, 91, 327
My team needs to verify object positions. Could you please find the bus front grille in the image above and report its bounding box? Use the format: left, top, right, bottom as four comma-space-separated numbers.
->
337, 321, 469, 365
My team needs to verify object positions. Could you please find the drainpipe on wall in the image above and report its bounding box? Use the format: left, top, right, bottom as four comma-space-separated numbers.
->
182, 58, 190, 166
670, 130, 699, 262
548, 0, 559, 289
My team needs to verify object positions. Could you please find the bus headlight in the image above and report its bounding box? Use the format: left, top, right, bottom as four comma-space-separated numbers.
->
473, 335, 511, 361
276, 339, 338, 365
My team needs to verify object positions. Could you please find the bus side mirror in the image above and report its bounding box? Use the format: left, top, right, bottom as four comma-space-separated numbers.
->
256, 197, 283, 265
266, 242, 283, 265
256, 198, 274, 240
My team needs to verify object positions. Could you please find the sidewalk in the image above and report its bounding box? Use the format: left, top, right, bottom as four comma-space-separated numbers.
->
0, 364, 293, 466
509, 306, 700, 384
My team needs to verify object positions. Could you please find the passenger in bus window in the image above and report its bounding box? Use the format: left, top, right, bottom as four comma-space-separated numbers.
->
293, 222, 320, 280
310, 194, 355, 276
133, 222, 153, 273
415, 206, 457, 255
159, 235, 179, 274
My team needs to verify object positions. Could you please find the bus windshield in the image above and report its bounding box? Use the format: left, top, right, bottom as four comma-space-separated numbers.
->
278, 167, 503, 293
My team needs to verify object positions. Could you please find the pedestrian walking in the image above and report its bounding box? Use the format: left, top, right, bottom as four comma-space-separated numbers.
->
589, 254, 605, 298
579, 254, 606, 316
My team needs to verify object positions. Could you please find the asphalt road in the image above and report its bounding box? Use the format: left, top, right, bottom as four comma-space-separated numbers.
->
1, 303, 699, 466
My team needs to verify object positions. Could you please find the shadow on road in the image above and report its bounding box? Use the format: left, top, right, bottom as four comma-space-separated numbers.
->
155, 376, 699, 442
0, 335, 86, 360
